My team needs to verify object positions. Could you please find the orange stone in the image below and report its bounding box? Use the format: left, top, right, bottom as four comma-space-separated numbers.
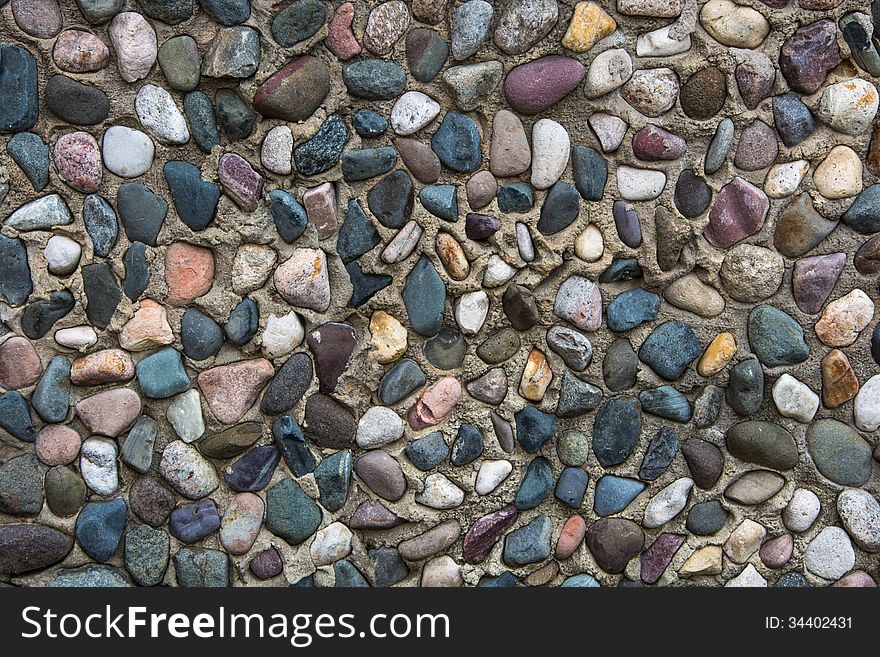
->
164, 242, 215, 306
697, 332, 737, 377
821, 349, 859, 408
519, 347, 553, 401
408, 377, 462, 430
0, 336, 43, 390
369, 311, 407, 364
562, 1, 617, 53
435, 232, 469, 280
198, 359, 275, 424
71, 348, 135, 385
555, 515, 587, 559
119, 299, 174, 351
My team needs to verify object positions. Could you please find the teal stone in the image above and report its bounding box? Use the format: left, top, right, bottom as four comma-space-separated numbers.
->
31, 355, 70, 423
0, 45, 39, 133
7, 132, 48, 190
502, 515, 552, 567
514, 456, 553, 510
49, 565, 130, 587
592, 396, 641, 467
497, 183, 534, 214
638, 321, 701, 380
271, 0, 327, 47
606, 288, 661, 332
572, 145, 607, 201
268, 189, 308, 243
334, 559, 369, 587
419, 184, 459, 221
75, 499, 128, 562
314, 449, 352, 512
431, 112, 481, 173
747, 305, 809, 367
173, 547, 229, 587
266, 478, 322, 544
135, 347, 190, 399
402, 255, 446, 337
341, 147, 398, 181
124, 524, 169, 586
639, 386, 692, 422
343, 60, 405, 100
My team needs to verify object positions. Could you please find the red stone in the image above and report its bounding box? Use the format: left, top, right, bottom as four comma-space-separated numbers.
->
0, 336, 42, 390
198, 359, 274, 424
779, 20, 841, 95
54, 132, 102, 193
164, 242, 215, 307
632, 125, 687, 161
555, 515, 587, 560
218, 153, 263, 212
253, 56, 330, 123
326, 2, 361, 60
704, 177, 769, 249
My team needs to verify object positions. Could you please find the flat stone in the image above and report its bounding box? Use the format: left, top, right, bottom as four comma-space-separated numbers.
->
806, 419, 873, 486
504, 56, 584, 115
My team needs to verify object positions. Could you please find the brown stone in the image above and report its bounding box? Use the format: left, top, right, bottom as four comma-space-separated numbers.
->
525, 560, 559, 586
302, 182, 338, 240
70, 349, 135, 385
0, 336, 42, 390
394, 138, 441, 184
680, 67, 727, 120
821, 349, 859, 408
519, 347, 553, 401
435, 232, 469, 280
412, 0, 449, 25
164, 242, 215, 306
252, 56, 330, 123
867, 122, 880, 177
585, 518, 644, 574
198, 359, 274, 424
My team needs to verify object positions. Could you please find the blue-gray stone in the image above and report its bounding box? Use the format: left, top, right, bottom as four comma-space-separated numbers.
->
775, 572, 809, 588
117, 183, 168, 247
368, 170, 414, 229
346, 261, 392, 307
773, 92, 816, 148
83, 194, 119, 258
120, 415, 158, 473
215, 88, 255, 141
124, 524, 169, 586
0, 454, 43, 516
224, 297, 258, 345
594, 475, 645, 516
726, 358, 764, 416
404, 432, 448, 471
806, 418, 872, 487
7, 132, 48, 190
402, 255, 446, 337
341, 147, 398, 181
293, 574, 316, 587
32, 356, 70, 423
747, 305, 809, 367
164, 161, 221, 231
181, 308, 223, 360
502, 515, 552, 567
314, 449, 352, 512
267, 478, 322, 544
135, 347, 190, 399
842, 184, 880, 234
497, 183, 534, 213
370, 547, 409, 587
338, 199, 380, 264
294, 114, 350, 176
170, 499, 221, 544
21, 290, 75, 339
268, 189, 308, 242
686, 499, 728, 536
334, 559, 369, 587
606, 288, 661, 332
352, 109, 388, 137
514, 456, 553, 510
81, 262, 121, 329
537, 181, 580, 235
272, 415, 317, 477
200, 0, 250, 25
556, 371, 602, 418
343, 60, 405, 100
592, 396, 641, 467
514, 405, 556, 453
75, 0, 124, 24
555, 467, 589, 508
378, 358, 426, 405
0, 45, 39, 133
431, 112, 481, 173
140, 0, 192, 24
599, 258, 642, 283
50, 565, 130, 587
184, 90, 221, 153
478, 571, 517, 587
704, 117, 734, 175
639, 427, 679, 481
261, 352, 313, 415
224, 445, 280, 492
422, 327, 466, 370
44, 75, 109, 126
451, 423, 483, 466
638, 321, 701, 380
562, 574, 601, 587
639, 386, 692, 422
174, 547, 229, 587
419, 184, 459, 221
123, 241, 150, 302
271, 0, 326, 46
75, 499, 128, 563
0, 235, 32, 305
613, 200, 642, 248
572, 145, 607, 201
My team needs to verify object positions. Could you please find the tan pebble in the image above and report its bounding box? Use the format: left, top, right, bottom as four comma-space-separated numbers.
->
679, 545, 722, 576
119, 299, 174, 351
519, 347, 553, 401
813, 145, 862, 200
435, 232, 470, 280
697, 332, 737, 377
724, 518, 766, 563
815, 289, 875, 347
562, 1, 617, 53
369, 311, 408, 364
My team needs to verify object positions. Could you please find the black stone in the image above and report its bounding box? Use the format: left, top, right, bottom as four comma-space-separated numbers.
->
345, 262, 392, 307
268, 190, 308, 243
367, 170, 414, 229
224, 297, 259, 345
81, 263, 121, 329
514, 405, 556, 453
726, 358, 764, 416
592, 396, 641, 467
0, 235, 32, 306
138, 0, 192, 24
450, 423, 484, 466
272, 416, 317, 477
772, 92, 816, 148
216, 88, 255, 141
639, 427, 680, 481
352, 109, 388, 137
341, 147, 398, 181
123, 242, 150, 302
404, 432, 448, 470
224, 446, 281, 492
21, 290, 75, 339
370, 548, 409, 587
465, 213, 501, 240
117, 183, 168, 247
83, 194, 119, 257
0, 44, 38, 133
337, 199, 380, 264
294, 114, 350, 176
603, 338, 638, 391
261, 352, 314, 415
502, 284, 540, 331
0, 391, 36, 442
378, 358, 426, 405
181, 308, 223, 360
271, 0, 326, 46
599, 258, 643, 283
673, 169, 712, 218
184, 91, 221, 153
571, 146, 607, 201
686, 500, 729, 535
44, 75, 109, 126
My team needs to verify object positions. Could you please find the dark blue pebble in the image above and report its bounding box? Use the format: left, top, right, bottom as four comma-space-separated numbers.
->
639, 321, 701, 380
268, 189, 308, 243
402, 255, 446, 337
7, 132, 48, 190
181, 308, 223, 360
0, 44, 39, 134
450, 423, 484, 466
352, 109, 388, 137
0, 391, 36, 442
82, 262, 121, 329
294, 114, 350, 176
123, 241, 150, 302
224, 445, 281, 492
345, 261, 392, 307
75, 499, 128, 563
378, 357, 426, 405
338, 199, 380, 264
200, 0, 251, 26
341, 147, 398, 182
0, 235, 32, 305
514, 405, 556, 453
571, 145, 607, 201
215, 88, 255, 141
31, 355, 71, 423
117, 183, 168, 247
21, 289, 75, 339
83, 194, 119, 258
314, 449, 352, 512
164, 161, 221, 231
606, 288, 660, 332
496, 183, 534, 214
184, 91, 221, 153
639, 427, 680, 481
592, 396, 641, 467
334, 560, 370, 587
419, 184, 459, 221
368, 170, 414, 229
431, 112, 481, 173
639, 386, 692, 422
514, 456, 554, 510
343, 60, 405, 100
599, 258, 642, 283
478, 571, 517, 587
537, 181, 580, 235
169, 499, 221, 544
224, 297, 259, 345
272, 415, 317, 477
593, 475, 645, 516
404, 431, 448, 470
135, 347, 190, 399
555, 467, 589, 508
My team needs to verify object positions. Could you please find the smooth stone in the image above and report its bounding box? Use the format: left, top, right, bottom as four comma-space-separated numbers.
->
406, 28, 448, 82
200, 0, 250, 25
250, 547, 283, 579
45, 75, 110, 126
792, 253, 845, 314
477, 328, 521, 365
603, 338, 637, 391
109, 12, 157, 82
467, 367, 507, 405
537, 182, 581, 235
640, 386, 691, 422
806, 419, 873, 486
0, 454, 43, 517
5, 194, 72, 232
502, 515, 552, 567
451, 423, 484, 466
442, 61, 503, 112
21, 290, 76, 340
687, 500, 729, 535
0, 45, 38, 134
431, 112, 481, 173
589, 113, 627, 152
120, 415, 158, 473
164, 161, 220, 231
842, 185, 880, 233
7, 132, 48, 190
638, 321, 701, 380
102, 126, 154, 178
170, 499, 220, 544
594, 475, 645, 516
644, 478, 693, 528
592, 396, 641, 466
514, 405, 556, 453
266, 478, 321, 545
617, 166, 665, 201
622, 67, 679, 117
76, 389, 141, 438
159, 441, 219, 499
342, 147, 398, 182
419, 184, 458, 221
75, 499, 127, 562
378, 358, 426, 405
402, 256, 445, 337
556, 371, 602, 418
735, 51, 774, 109
726, 359, 764, 416
158, 36, 200, 91
531, 118, 570, 189
184, 91, 220, 152
272, 0, 326, 47
31, 356, 70, 424
343, 59, 405, 101
215, 89, 255, 142
0, 235, 32, 305
773, 92, 816, 148
837, 488, 880, 552
804, 527, 855, 580
704, 118, 734, 174
295, 115, 350, 176
352, 109, 387, 138
747, 305, 809, 367
416, 473, 464, 510
642, 533, 687, 584
681, 439, 724, 489
117, 183, 168, 246
44, 466, 86, 517
0, 523, 72, 575
405, 432, 449, 471
585, 518, 644, 574
224, 298, 259, 346
725, 470, 786, 505
784, 488, 822, 533
260, 352, 313, 416
313, 449, 352, 511
504, 55, 585, 115
399, 520, 461, 561
202, 26, 260, 78
252, 56, 329, 123
167, 389, 204, 444
224, 446, 280, 492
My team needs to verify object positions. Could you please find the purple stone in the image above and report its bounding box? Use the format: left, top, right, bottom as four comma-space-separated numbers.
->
349, 501, 405, 529
779, 20, 841, 95
250, 546, 284, 579
224, 445, 281, 492
465, 213, 501, 241
169, 499, 221, 544
613, 200, 642, 248
462, 506, 518, 564
640, 533, 686, 585
306, 322, 357, 393
631, 125, 687, 161
704, 177, 769, 249
218, 153, 264, 212
503, 55, 585, 115
792, 253, 846, 315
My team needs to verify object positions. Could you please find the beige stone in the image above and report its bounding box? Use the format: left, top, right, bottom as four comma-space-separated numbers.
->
813, 145, 862, 199
369, 311, 408, 364
519, 347, 553, 401
679, 545, 723, 576
119, 300, 174, 351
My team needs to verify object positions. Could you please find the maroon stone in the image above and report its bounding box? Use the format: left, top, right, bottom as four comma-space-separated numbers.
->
250, 547, 284, 579
54, 131, 102, 193
465, 213, 501, 241
734, 120, 778, 172
585, 518, 644, 574
704, 177, 769, 249
779, 20, 841, 95
218, 153, 263, 212
306, 322, 357, 393
854, 235, 880, 275
832, 570, 877, 587
253, 56, 331, 123
759, 534, 793, 569
640, 533, 686, 584
681, 439, 724, 489
735, 60, 774, 110
503, 56, 585, 115
631, 125, 687, 161
613, 200, 642, 248
462, 506, 518, 564
792, 252, 845, 315
349, 501, 405, 529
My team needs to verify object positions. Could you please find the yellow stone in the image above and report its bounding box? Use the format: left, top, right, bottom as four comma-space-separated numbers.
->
369, 311, 408, 364
519, 347, 553, 401
562, 2, 616, 53
697, 332, 737, 377
679, 546, 722, 577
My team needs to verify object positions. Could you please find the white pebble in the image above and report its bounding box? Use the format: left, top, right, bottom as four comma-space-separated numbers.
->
583, 48, 633, 99
636, 24, 691, 57
422, 555, 462, 587
261, 125, 293, 175
575, 224, 604, 261
588, 113, 627, 153
516, 222, 535, 262
783, 488, 821, 533
854, 373, 880, 432
482, 255, 517, 288
771, 373, 819, 423
416, 473, 465, 509
356, 406, 404, 449
55, 325, 98, 350
80, 437, 119, 496
725, 564, 767, 587
391, 91, 441, 135
475, 459, 512, 495
617, 165, 666, 201
817, 78, 879, 136
166, 389, 205, 443
381, 221, 423, 264
102, 125, 155, 178
310, 522, 353, 566
764, 160, 809, 198
530, 118, 570, 189
261, 311, 304, 359
454, 290, 489, 335
804, 526, 855, 580
643, 477, 692, 528
44, 235, 82, 276
135, 84, 190, 145
837, 488, 880, 552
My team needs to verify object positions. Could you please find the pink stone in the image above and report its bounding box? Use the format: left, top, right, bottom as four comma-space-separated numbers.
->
503, 56, 585, 115
832, 570, 877, 587
641, 533, 687, 584
53, 30, 111, 73
759, 534, 793, 569
554, 276, 602, 331
326, 2, 361, 61
53, 132, 103, 193
198, 359, 274, 424
302, 182, 338, 239
363, 0, 410, 55
555, 515, 587, 560
12, 0, 62, 39
109, 12, 158, 83
118, 300, 175, 351
75, 388, 143, 437
35, 425, 82, 466
164, 242, 215, 307
704, 177, 770, 249
792, 253, 846, 315
220, 492, 264, 556
407, 376, 462, 429
218, 153, 263, 212
70, 349, 135, 386
632, 124, 687, 161
0, 336, 42, 390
